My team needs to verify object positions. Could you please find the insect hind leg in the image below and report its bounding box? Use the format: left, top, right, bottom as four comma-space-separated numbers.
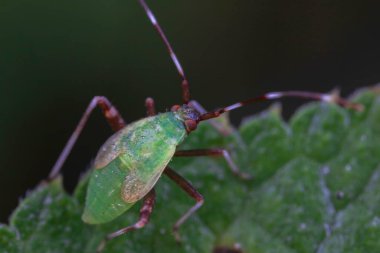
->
48, 96, 126, 180
96, 189, 156, 253
163, 166, 204, 242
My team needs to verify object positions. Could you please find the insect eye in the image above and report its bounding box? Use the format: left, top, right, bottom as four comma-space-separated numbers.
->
184, 119, 197, 132
171, 105, 181, 111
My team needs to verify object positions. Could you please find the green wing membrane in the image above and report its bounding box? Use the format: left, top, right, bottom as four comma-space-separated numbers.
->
82, 113, 186, 224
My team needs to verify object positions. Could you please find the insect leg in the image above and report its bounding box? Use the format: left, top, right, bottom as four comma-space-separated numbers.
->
189, 100, 232, 136
96, 189, 156, 253
48, 96, 126, 180
174, 149, 252, 180
145, 97, 156, 116
163, 166, 204, 241
138, 0, 190, 104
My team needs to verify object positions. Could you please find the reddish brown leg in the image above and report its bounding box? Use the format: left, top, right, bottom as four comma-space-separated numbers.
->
48, 96, 126, 180
145, 97, 156, 116
164, 167, 204, 241
175, 149, 252, 180
97, 189, 156, 253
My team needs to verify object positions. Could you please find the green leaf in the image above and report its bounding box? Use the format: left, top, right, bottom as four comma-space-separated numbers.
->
2, 87, 380, 253
0, 225, 18, 253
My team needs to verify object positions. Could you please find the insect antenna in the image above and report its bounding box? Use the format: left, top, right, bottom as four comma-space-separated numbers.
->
138, 0, 190, 104
198, 90, 364, 121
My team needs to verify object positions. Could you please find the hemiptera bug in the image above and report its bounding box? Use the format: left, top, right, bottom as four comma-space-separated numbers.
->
47, 0, 363, 251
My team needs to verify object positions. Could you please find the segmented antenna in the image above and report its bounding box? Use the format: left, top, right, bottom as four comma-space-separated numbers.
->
199, 91, 364, 121
138, 0, 190, 104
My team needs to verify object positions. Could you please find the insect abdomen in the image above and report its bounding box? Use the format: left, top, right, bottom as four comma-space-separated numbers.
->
82, 157, 135, 224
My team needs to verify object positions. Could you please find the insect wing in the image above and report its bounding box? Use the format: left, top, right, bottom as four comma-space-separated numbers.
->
82, 113, 187, 224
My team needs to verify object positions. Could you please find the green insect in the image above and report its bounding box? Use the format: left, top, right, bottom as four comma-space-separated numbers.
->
47, 0, 363, 251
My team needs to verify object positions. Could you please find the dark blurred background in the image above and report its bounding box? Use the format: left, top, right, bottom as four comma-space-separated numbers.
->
1, 0, 380, 223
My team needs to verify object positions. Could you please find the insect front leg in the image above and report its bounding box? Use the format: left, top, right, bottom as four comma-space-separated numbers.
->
163, 166, 204, 242
48, 96, 126, 180
175, 149, 252, 180
96, 189, 156, 253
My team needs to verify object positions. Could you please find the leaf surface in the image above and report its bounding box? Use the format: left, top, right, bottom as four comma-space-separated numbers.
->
1, 88, 380, 253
